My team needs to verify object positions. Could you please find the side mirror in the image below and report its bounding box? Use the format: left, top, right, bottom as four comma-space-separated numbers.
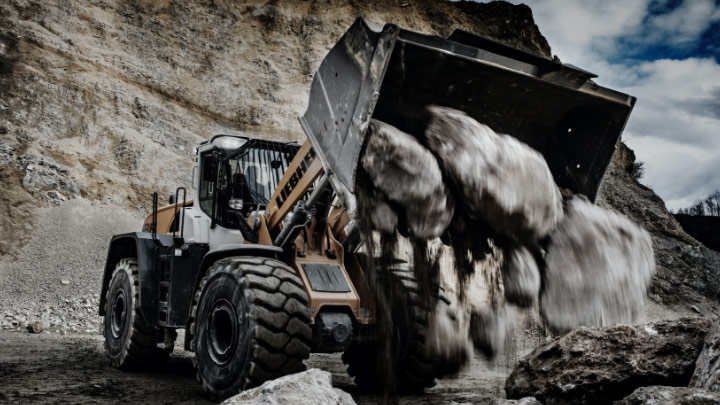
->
169, 194, 176, 205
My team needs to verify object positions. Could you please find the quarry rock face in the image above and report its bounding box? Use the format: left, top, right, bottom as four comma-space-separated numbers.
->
505, 317, 714, 404
0, 0, 550, 258
691, 320, 720, 391
598, 142, 720, 312
614, 386, 720, 405
221, 369, 355, 405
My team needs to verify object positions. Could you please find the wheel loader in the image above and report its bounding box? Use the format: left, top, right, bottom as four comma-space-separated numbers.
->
98, 18, 635, 399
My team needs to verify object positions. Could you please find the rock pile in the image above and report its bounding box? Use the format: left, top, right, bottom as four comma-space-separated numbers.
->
0, 198, 142, 334
1, 295, 100, 334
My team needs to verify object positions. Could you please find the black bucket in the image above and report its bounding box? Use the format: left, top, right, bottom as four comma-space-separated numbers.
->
300, 18, 635, 202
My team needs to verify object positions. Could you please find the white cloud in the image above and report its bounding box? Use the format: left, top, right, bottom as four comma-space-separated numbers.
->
510, 0, 720, 210
523, 0, 649, 62
621, 58, 720, 146
645, 0, 720, 46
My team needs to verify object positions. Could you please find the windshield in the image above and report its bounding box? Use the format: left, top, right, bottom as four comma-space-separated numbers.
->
198, 140, 298, 226
226, 140, 297, 207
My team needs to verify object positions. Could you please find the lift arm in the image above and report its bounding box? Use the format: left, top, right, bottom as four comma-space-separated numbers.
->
266, 140, 325, 232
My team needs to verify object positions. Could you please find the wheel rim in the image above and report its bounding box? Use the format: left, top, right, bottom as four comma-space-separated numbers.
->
208, 298, 238, 366
111, 289, 127, 339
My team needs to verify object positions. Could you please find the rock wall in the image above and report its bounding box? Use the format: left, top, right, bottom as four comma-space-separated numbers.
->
0, 0, 549, 258
598, 142, 720, 312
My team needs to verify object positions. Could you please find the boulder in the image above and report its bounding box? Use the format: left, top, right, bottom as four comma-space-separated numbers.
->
26, 321, 43, 333
505, 317, 714, 404
691, 320, 720, 391
614, 386, 720, 405
451, 398, 540, 405
221, 369, 355, 405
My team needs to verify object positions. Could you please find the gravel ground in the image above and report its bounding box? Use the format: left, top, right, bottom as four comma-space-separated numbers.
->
0, 300, 693, 404
0, 327, 535, 404
0, 198, 143, 333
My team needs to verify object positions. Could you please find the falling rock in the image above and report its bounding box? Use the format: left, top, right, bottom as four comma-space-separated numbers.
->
505, 317, 714, 404
361, 119, 454, 239
423, 106, 562, 243
691, 319, 720, 391
501, 246, 540, 308
541, 197, 655, 332
426, 297, 472, 375
222, 369, 355, 405
614, 386, 720, 405
470, 304, 514, 358
359, 187, 398, 234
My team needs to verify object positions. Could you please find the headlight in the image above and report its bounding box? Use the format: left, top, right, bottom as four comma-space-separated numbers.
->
229, 199, 244, 211
212, 136, 247, 150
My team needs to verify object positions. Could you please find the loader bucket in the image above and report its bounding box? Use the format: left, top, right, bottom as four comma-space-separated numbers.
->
299, 18, 636, 203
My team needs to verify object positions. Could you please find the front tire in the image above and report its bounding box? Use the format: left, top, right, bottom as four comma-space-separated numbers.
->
104, 258, 170, 369
190, 257, 312, 400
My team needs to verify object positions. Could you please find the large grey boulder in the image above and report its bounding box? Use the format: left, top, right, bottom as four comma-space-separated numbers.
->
451, 398, 540, 405
505, 317, 713, 404
222, 369, 355, 405
614, 386, 720, 404
691, 320, 720, 391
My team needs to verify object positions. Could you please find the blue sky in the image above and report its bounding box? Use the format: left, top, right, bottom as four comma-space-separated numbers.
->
509, 0, 720, 210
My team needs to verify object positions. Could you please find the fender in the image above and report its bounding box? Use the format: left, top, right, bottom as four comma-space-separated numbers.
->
194, 244, 283, 292
98, 232, 173, 326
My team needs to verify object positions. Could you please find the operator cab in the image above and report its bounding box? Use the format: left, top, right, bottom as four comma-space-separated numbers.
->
197, 135, 300, 230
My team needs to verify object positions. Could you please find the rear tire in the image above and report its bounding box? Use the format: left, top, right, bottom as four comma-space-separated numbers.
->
190, 257, 312, 400
104, 258, 171, 369
342, 266, 442, 394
